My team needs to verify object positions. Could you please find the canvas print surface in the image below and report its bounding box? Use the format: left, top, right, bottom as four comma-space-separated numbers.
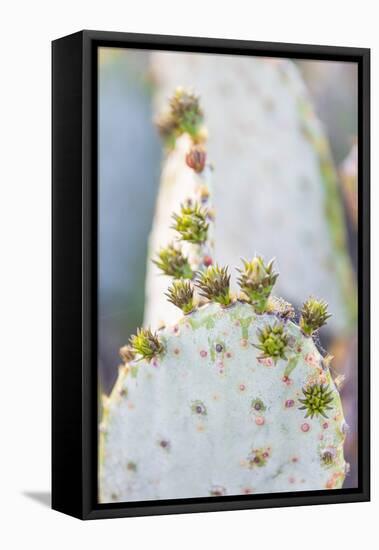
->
97, 47, 358, 504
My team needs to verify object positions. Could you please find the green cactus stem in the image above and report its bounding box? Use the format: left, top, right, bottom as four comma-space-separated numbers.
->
237, 256, 278, 313
196, 265, 232, 307
255, 322, 289, 361
299, 383, 334, 419
129, 328, 164, 362
153, 243, 194, 279
171, 202, 209, 244
300, 297, 331, 336
165, 280, 195, 314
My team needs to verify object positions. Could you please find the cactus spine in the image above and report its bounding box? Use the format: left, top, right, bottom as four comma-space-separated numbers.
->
99, 90, 347, 503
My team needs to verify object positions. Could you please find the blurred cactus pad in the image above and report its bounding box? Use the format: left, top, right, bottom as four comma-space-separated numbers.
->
99, 89, 347, 503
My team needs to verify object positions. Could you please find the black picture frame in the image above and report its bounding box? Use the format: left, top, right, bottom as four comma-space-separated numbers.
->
52, 30, 370, 520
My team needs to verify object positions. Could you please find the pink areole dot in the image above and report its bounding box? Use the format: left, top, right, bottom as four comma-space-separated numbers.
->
301, 423, 310, 432
323, 422, 329, 429
239, 384, 246, 391
200, 350, 207, 358
285, 399, 295, 408
203, 255, 213, 267
255, 417, 265, 426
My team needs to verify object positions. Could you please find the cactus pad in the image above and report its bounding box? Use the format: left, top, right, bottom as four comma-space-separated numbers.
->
100, 302, 347, 502
99, 88, 347, 503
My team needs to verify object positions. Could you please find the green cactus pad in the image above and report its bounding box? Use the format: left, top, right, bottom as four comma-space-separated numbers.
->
100, 302, 346, 502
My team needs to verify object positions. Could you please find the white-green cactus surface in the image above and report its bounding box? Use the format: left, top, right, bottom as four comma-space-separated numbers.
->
100, 301, 347, 503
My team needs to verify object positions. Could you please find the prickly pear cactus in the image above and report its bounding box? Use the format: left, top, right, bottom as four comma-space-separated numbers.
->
99, 90, 347, 503
146, 54, 357, 333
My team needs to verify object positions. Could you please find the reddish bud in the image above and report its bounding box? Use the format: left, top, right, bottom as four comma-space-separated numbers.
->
186, 145, 206, 173
203, 255, 213, 267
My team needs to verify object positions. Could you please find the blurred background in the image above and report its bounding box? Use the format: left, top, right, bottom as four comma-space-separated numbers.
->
98, 47, 358, 487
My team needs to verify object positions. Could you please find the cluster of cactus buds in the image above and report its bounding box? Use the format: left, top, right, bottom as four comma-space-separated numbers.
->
300, 297, 331, 335
196, 265, 232, 307
156, 87, 204, 148
100, 87, 347, 504
299, 383, 334, 418
153, 243, 194, 279
129, 328, 164, 362
165, 280, 195, 314
171, 202, 209, 244
237, 256, 278, 313
255, 322, 289, 361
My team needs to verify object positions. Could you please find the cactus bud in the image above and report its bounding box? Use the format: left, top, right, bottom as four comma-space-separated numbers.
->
156, 88, 204, 146
129, 328, 164, 362
299, 384, 334, 419
186, 145, 207, 173
196, 264, 232, 306
153, 243, 193, 279
172, 202, 209, 244
300, 297, 331, 336
255, 322, 288, 361
169, 88, 203, 138
237, 256, 278, 313
165, 280, 195, 314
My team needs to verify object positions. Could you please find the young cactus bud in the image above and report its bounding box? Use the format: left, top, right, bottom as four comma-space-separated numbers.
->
300, 297, 331, 336
169, 87, 203, 138
156, 88, 204, 146
153, 243, 193, 279
255, 322, 288, 361
185, 145, 207, 173
237, 256, 278, 313
129, 328, 164, 362
299, 384, 334, 419
165, 280, 195, 314
119, 345, 135, 364
172, 202, 209, 244
196, 265, 232, 306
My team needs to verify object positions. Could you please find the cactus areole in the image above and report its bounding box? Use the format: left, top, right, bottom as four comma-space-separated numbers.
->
100, 88, 347, 504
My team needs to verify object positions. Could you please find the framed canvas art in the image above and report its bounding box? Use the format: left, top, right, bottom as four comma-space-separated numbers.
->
52, 30, 370, 519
